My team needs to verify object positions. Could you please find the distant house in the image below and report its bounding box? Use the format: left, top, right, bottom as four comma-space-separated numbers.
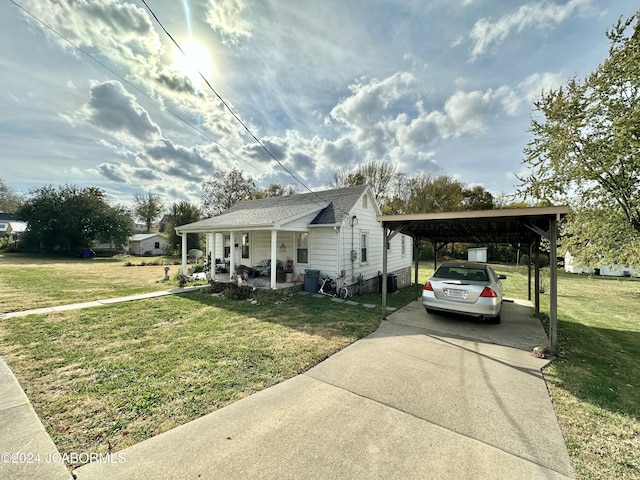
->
0, 213, 27, 247
129, 233, 168, 256
564, 251, 636, 277
175, 185, 413, 291
157, 214, 172, 233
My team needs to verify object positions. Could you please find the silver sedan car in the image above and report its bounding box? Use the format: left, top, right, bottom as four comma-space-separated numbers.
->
422, 262, 506, 323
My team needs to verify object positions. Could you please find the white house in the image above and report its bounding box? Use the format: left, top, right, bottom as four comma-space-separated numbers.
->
175, 185, 413, 291
128, 233, 168, 256
0, 214, 27, 248
564, 251, 636, 277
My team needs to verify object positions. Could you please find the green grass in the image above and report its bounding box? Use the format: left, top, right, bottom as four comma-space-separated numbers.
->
0, 253, 183, 313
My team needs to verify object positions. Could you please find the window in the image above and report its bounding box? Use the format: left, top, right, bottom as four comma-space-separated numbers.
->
360, 232, 368, 263
241, 232, 250, 259
154, 241, 160, 249
296, 232, 308, 264
401, 236, 406, 257
362, 195, 367, 209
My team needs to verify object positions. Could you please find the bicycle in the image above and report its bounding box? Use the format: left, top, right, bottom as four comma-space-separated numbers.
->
335, 274, 353, 299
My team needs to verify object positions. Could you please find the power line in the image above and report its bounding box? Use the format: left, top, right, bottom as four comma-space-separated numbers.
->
8, 0, 265, 175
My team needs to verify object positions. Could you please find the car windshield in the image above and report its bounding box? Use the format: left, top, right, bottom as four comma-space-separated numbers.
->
434, 266, 488, 282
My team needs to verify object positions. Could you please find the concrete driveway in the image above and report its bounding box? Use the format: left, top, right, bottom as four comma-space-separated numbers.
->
75, 298, 574, 480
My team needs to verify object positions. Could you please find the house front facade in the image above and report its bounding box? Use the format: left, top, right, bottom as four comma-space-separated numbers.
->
175, 185, 413, 291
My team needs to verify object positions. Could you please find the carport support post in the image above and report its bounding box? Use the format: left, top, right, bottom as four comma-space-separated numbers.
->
549, 216, 558, 354
381, 227, 389, 320
527, 243, 533, 302
414, 236, 420, 298
534, 242, 540, 317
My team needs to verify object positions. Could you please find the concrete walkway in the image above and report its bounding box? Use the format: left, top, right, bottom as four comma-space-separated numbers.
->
1, 293, 575, 479
0, 285, 208, 319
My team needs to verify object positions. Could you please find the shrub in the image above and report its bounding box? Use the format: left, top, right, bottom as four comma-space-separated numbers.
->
191, 263, 206, 274
222, 284, 253, 300
174, 272, 188, 288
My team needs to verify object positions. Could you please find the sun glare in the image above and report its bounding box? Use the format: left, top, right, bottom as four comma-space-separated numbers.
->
173, 39, 213, 86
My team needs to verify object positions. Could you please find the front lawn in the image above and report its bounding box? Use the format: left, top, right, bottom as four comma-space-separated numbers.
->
0, 286, 415, 470
0, 253, 182, 313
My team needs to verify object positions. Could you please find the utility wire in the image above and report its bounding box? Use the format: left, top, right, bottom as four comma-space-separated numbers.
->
8, 0, 265, 175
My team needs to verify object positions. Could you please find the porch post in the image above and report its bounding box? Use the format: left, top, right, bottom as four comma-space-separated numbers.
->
210, 233, 216, 281
270, 230, 278, 289
180, 232, 187, 275
229, 232, 236, 282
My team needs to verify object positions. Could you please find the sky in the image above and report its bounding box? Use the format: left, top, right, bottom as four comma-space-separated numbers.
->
0, 0, 637, 211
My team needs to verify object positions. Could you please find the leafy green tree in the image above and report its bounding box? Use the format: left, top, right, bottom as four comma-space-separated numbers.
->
462, 185, 494, 211
405, 174, 465, 214
519, 11, 640, 264
166, 201, 202, 253
17, 185, 134, 254
0, 178, 22, 212
201, 168, 257, 216
133, 192, 164, 233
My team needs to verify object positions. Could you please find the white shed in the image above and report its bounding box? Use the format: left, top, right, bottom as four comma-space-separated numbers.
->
468, 247, 487, 262
129, 234, 168, 256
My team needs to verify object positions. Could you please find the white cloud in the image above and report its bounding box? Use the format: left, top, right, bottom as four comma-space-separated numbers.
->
21, 0, 162, 77
204, 0, 252, 45
469, 0, 593, 60
518, 71, 566, 102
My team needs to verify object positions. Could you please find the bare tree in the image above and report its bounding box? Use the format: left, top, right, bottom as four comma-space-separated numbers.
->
133, 193, 164, 233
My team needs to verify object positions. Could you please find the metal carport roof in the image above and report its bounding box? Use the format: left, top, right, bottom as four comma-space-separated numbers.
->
377, 205, 569, 353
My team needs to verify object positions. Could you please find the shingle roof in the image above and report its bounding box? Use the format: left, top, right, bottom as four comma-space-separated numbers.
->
177, 185, 370, 232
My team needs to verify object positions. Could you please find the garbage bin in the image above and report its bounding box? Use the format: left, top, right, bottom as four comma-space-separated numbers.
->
377, 272, 398, 293
304, 269, 320, 293
387, 273, 397, 293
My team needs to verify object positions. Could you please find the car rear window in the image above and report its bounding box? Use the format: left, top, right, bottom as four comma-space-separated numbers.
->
434, 266, 488, 282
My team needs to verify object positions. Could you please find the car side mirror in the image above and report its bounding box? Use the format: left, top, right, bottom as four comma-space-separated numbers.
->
498, 274, 507, 280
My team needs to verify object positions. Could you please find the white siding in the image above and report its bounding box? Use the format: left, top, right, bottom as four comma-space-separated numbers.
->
309, 227, 339, 278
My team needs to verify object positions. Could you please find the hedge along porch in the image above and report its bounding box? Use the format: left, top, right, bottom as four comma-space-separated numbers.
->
175, 185, 413, 291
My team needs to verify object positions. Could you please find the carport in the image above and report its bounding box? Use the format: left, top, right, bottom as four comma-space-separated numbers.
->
378, 206, 568, 353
